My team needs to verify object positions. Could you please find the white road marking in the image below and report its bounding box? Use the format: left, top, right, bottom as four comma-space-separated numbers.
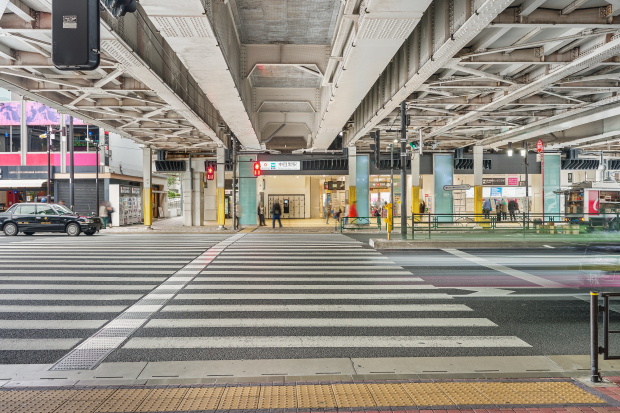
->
0, 294, 142, 300
0, 305, 127, 312
0, 265, 183, 269
193, 277, 424, 282
205, 265, 404, 270
442, 248, 567, 288
0, 339, 82, 350
175, 293, 452, 300
0, 320, 107, 329
543, 245, 555, 249
0, 277, 167, 282
124, 336, 531, 348
145, 318, 496, 328
184, 284, 437, 290
0, 270, 176, 274
0, 284, 156, 290
162, 304, 473, 312
200, 271, 413, 275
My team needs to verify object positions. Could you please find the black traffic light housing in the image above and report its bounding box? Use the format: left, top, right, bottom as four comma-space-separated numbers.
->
205, 161, 216, 180
52, 0, 100, 71
253, 161, 261, 177
370, 130, 380, 165
104, 0, 138, 17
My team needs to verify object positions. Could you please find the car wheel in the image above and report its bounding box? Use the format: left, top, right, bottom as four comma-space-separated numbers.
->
84, 230, 96, 236
66, 223, 81, 236
3, 222, 17, 236
23, 232, 35, 236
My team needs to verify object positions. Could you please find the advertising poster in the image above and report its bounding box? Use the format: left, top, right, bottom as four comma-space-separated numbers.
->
588, 190, 600, 215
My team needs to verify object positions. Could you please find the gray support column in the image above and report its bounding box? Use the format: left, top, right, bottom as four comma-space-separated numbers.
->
60, 114, 66, 173
182, 162, 192, 226
192, 158, 204, 226
20, 97, 26, 165
400, 101, 407, 237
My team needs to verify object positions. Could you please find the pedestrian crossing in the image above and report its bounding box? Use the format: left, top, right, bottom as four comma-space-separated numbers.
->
111, 234, 530, 362
0, 234, 231, 364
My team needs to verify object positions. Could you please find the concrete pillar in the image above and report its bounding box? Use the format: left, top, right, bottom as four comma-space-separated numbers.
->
182, 163, 192, 227
473, 146, 483, 221
411, 152, 420, 220
356, 154, 370, 221
217, 147, 226, 228
143, 147, 153, 227
192, 159, 204, 226
20, 97, 26, 165
60, 114, 66, 173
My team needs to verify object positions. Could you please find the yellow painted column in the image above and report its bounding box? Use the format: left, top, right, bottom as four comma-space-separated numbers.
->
412, 186, 420, 222
349, 186, 356, 225
217, 187, 226, 227
474, 146, 483, 222
474, 185, 483, 221
143, 188, 152, 226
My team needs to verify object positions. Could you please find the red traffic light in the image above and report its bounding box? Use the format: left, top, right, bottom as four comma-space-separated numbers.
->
253, 162, 261, 177
206, 163, 215, 180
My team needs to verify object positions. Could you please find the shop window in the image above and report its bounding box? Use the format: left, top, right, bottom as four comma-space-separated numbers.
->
0, 126, 9, 152
11, 126, 20, 153
27, 126, 60, 152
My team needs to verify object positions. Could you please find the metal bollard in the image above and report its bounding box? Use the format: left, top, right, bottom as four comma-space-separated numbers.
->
591, 291, 601, 382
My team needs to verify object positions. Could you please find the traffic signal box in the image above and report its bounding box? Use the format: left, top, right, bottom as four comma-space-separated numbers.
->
253, 161, 261, 177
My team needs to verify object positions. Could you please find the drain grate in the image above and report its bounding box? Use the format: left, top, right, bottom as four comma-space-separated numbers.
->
49, 235, 246, 371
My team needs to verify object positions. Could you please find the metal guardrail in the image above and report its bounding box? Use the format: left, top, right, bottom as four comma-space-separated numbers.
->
590, 292, 620, 382
340, 217, 382, 232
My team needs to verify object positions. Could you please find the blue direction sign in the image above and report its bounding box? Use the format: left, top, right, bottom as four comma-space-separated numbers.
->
443, 184, 471, 191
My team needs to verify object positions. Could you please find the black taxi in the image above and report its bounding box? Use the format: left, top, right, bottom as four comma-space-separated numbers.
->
0, 203, 103, 236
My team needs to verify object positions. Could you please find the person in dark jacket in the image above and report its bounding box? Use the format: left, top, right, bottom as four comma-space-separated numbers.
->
508, 199, 518, 221
272, 201, 282, 228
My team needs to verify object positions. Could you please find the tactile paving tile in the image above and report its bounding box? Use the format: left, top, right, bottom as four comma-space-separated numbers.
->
297, 384, 338, 408
401, 382, 456, 406
0, 390, 43, 402
537, 381, 606, 403
366, 383, 415, 407
471, 382, 530, 405
11, 397, 68, 413
258, 384, 297, 409
55, 399, 107, 413
95, 389, 152, 413
69, 389, 116, 401
135, 388, 189, 412
177, 387, 225, 411
437, 382, 494, 405
218, 385, 260, 409
332, 383, 377, 408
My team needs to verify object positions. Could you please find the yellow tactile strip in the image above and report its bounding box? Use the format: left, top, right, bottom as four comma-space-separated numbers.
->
0, 380, 610, 412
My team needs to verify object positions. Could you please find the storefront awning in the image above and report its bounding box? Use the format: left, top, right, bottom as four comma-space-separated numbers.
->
0, 180, 47, 189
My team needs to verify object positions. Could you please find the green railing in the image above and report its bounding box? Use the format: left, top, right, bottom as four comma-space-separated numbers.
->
339, 217, 382, 232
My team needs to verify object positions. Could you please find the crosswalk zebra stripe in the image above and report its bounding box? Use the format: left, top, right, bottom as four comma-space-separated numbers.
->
214, 258, 389, 262
0, 305, 127, 312
0, 270, 177, 274
175, 293, 452, 300
0, 284, 156, 290
205, 265, 404, 270
0, 261, 192, 264
0, 320, 107, 329
0, 276, 167, 282
161, 304, 473, 312
145, 318, 497, 328
193, 277, 424, 282
200, 271, 414, 275
0, 339, 82, 350
0, 265, 184, 269
183, 284, 437, 290
0, 294, 142, 300
123, 336, 531, 349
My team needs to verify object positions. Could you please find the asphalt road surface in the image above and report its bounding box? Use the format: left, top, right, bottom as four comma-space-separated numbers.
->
0, 232, 618, 366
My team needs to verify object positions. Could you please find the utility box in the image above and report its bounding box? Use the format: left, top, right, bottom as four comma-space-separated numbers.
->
52, 0, 100, 70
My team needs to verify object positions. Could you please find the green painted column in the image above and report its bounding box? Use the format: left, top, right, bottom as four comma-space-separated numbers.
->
239, 156, 257, 226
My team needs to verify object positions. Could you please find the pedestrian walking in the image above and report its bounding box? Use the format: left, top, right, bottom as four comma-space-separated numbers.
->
235, 203, 243, 228
258, 204, 266, 226
334, 207, 341, 230
272, 201, 282, 228
508, 199, 517, 221
349, 201, 358, 221
99, 201, 109, 229
495, 199, 502, 222
501, 199, 508, 221
343, 203, 350, 226
105, 201, 114, 227
483, 198, 491, 219
419, 200, 426, 216
325, 202, 332, 224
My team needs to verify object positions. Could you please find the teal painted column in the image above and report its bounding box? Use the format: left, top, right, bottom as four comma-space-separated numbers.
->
543, 153, 561, 216
356, 155, 369, 223
239, 156, 257, 226
434, 154, 454, 222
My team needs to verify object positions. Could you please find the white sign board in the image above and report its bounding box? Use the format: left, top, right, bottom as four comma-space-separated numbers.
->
260, 161, 301, 171
443, 184, 471, 191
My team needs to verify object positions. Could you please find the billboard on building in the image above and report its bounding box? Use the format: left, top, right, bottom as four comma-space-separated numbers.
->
0, 101, 88, 125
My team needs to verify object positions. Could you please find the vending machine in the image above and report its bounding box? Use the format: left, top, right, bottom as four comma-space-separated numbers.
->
109, 184, 143, 226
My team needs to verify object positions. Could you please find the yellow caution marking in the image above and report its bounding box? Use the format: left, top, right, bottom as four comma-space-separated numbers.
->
2, 380, 608, 412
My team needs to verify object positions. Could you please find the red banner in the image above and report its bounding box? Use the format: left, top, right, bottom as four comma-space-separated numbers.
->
588, 190, 600, 215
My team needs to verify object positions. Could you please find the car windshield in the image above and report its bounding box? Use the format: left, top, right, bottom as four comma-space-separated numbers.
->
53, 204, 75, 215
